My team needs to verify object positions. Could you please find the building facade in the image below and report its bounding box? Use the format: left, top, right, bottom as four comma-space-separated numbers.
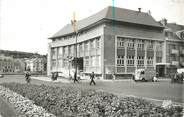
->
25, 57, 47, 72
0, 54, 25, 73
0, 54, 14, 73
157, 19, 184, 77
48, 6, 165, 79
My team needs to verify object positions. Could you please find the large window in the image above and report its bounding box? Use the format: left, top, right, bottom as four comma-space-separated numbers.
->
63, 59, 68, 68
58, 59, 62, 68
137, 40, 144, 50
127, 39, 134, 50
51, 48, 57, 59
117, 55, 124, 66
96, 38, 100, 48
51, 60, 56, 68
147, 41, 154, 49
137, 56, 144, 66
91, 56, 96, 67
127, 56, 134, 66
155, 42, 162, 51
156, 57, 162, 63
85, 56, 89, 66
90, 39, 95, 49
96, 55, 101, 66
79, 44, 83, 52
117, 37, 124, 48
84, 42, 89, 51
147, 56, 153, 65
68, 46, 71, 56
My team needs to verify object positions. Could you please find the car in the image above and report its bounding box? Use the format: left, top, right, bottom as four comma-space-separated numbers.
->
0, 74, 4, 78
134, 68, 157, 82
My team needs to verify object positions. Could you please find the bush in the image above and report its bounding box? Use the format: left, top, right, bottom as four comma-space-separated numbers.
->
1, 83, 183, 117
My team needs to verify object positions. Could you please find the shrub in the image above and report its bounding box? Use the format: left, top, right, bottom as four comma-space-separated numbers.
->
1, 83, 183, 117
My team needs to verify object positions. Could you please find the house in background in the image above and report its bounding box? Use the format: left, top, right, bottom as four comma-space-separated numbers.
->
0, 54, 14, 73
157, 19, 184, 77
25, 57, 47, 73
48, 6, 165, 79
0, 50, 47, 74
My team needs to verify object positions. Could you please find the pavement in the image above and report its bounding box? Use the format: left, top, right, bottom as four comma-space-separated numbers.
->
30, 76, 183, 105
1, 75, 183, 106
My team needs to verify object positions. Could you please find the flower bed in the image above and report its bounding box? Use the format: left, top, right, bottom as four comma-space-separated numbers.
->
0, 85, 56, 117
1, 83, 183, 117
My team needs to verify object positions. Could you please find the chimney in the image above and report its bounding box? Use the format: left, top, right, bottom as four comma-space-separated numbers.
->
161, 18, 167, 26
138, 8, 141, 12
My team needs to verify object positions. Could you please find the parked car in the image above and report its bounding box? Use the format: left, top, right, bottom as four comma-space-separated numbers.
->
134, 68, 157, 82
171, 68, 184, 83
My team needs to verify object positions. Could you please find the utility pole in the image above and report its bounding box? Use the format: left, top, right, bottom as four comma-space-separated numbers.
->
71, 12, 78, 75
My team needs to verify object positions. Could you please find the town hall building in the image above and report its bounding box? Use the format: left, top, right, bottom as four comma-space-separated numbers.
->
48, 6, 165, 79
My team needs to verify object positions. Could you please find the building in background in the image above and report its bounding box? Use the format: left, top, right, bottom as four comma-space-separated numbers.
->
0, 50, 47, 74
48, 6, 165, 79
0, 54, 14, 73
157, 19, 184, 77
25, 57, 47, 73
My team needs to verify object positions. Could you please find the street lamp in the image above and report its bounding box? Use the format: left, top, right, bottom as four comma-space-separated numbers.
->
71, 12, 78, 75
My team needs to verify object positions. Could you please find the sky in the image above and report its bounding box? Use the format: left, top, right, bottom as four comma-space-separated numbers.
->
0, 0, 183, 55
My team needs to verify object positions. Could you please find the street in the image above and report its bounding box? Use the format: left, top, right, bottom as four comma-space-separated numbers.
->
0, 75, 183, 105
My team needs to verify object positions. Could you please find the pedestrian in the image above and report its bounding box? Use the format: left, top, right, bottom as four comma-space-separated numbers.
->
112, 72, 116, 81
25, 71, 31, 84
74, 72, 79, 83
90, 72, 96, 85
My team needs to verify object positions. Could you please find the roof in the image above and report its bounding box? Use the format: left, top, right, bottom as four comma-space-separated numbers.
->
50, 6, 163, 39
165, 23, 184, 40
166, 23, 184, 32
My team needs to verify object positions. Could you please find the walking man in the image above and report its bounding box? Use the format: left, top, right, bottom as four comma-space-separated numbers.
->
25, 71, 31, 84
90, 72, 96, 85
74, 72, 79, 83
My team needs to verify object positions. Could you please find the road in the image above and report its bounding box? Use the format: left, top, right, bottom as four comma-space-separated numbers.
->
0, 75, 183, 105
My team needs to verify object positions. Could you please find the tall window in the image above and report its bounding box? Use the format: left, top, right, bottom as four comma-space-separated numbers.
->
96, 38, 100, 48
127, 39, 134, 50
96, 55, 101, 66
156, 42, 162, 51
90, 39, 95, 49
91, 56, 96, 67
147, 41, 154, 49
127, 56, 134, 66
68, 46, 71, 56
137, 56, 144, 66
84, 42, 89, 51
63, 46, 68, 57
58, 47, 63, 58
85, 56, 89, 66
79, 44, 83, 52
51, 48, 57, 59
147, 56, 153, 65
156, 57, 162, 63
117, 55, 124, 66
63, 59, 68, 68
51, 60, 56, 68
137, 40, 144, 50
117, 37, 124, 48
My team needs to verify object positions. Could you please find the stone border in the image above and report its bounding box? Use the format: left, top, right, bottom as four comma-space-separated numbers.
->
0, 85, 56, 117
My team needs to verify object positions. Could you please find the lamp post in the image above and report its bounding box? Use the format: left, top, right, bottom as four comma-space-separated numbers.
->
71, 12, 78, 75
